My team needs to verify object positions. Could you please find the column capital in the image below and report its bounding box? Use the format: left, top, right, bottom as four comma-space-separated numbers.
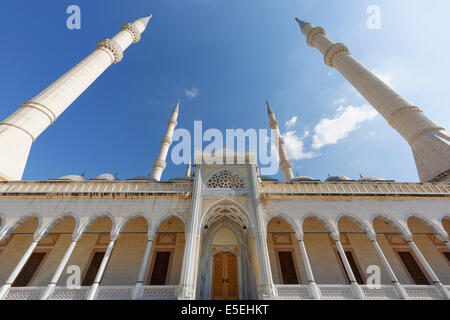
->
296, 232, 304, 241
331, 232, 340, 241
147, 232, 156, 241
96, 38, 123, 64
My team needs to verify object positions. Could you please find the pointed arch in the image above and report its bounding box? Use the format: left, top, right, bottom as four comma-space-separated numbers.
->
299, 212, 336, 234
152, 212, 186, 235
370, 213, 410, 238
440, 214, 450, 233
406, 213, 448, 241
76, 212, 115, 239
336, 213, 373, 237
116, 212, 151, 236
201, 198, 250, 231
265, 212, 300, 236
40, 213, 80, 239
0, 212, 42, 241
0, 213, 5, 232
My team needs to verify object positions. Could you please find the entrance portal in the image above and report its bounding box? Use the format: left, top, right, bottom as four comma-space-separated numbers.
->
212, 252, 238, 300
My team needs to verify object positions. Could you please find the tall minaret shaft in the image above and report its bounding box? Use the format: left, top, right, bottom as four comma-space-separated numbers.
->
295, 18, 450, 182
152, 101, 180, 181
266, 101, 294, 181
0, 14, 152, 181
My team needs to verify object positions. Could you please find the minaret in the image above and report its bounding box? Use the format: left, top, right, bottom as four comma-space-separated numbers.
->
0, 14, 152, 181
185, 161, 192, 177
295, 18, 450, 182
266, 100, 294, 181
152, 100, 180, 181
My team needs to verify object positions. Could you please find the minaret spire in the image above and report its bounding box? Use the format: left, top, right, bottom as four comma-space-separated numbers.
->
266, 100, 294, 181
296, 19, 450, 182
0, 14, 152, 181
152, 100, 180, 181
185, 160, 192, 177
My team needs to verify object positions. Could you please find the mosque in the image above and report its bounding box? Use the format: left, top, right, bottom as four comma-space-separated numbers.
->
0, 14, 449, 300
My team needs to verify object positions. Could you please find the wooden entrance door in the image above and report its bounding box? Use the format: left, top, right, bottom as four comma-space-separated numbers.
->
212, 252, 238, 300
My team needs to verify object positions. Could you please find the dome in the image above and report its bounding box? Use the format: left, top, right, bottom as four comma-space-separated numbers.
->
358, 176, 393, 182
54, 175, 86, 182
291, 176, 320, 182
126, 176, 158, 182
260, 175, 279, 182
92, 173, 118, 181
325, 174, 353, 182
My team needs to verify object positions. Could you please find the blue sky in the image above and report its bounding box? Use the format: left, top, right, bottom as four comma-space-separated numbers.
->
1, 0, 449, 182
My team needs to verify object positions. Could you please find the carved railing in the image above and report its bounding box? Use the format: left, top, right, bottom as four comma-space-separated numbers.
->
139, 285, 178, 300
318, 284, 356, 299
275, 285, 312, 299
403, 285, 443, 300
0, 181, 192, 195
4, 287, 45, 300
95, 286, 134, 300
360, 285, 400, 299
261, 182, 450, 196
2, 285, 446, 300
48, 286, 91, 300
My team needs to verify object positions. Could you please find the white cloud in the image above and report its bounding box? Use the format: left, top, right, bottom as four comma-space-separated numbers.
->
333, 98, 347, 105
184, 87, 199, 98
311, 105, 378, 150
281, 130, 317, 160
285, 116, 298, 129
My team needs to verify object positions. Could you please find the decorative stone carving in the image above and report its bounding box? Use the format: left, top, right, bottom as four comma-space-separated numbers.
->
324, 43, 349, 67
205, 168, 247, 189
153, 159, 167, 170
306, 27, 326, 47
121, 22, 141, 43
96, 38, 123, 64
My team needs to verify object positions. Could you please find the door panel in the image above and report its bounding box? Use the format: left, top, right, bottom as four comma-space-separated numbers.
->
212, 252, 238, 300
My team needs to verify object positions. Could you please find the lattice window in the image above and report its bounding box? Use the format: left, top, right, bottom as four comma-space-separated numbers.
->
150, 251, 171, 285
82, 250, 105, 286
278, 251, 299, 285
206, 168, 247, 189
398, 251, 430, 285
336, 250, 365, 284
12, 252, 47, 287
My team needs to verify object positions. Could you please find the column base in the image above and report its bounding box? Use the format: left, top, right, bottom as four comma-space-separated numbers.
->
40, 284, 56, 300
257, 284, 276, 300
177, 284, 196, 300
0, 284, 12, 300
